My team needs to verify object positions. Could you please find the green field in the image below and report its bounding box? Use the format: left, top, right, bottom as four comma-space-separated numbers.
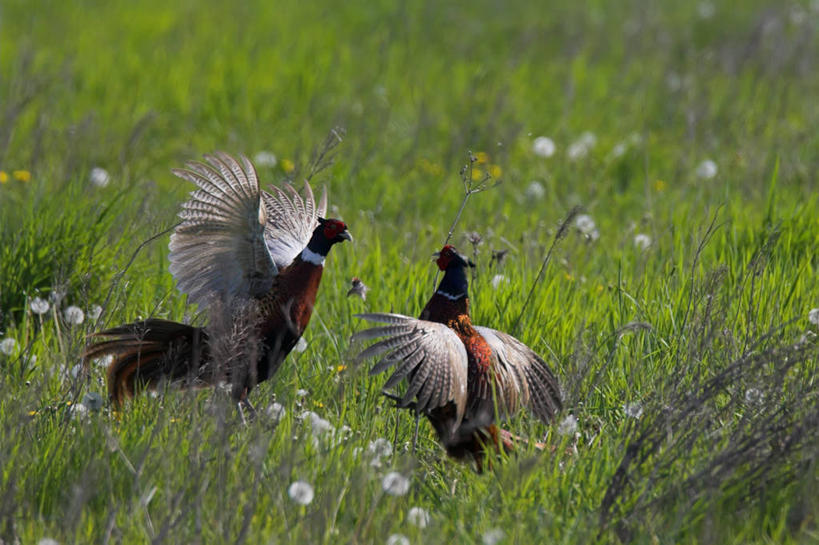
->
1, 0, 818, 543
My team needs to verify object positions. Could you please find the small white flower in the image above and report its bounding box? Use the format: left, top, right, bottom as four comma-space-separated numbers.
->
524, 181, 545, 200
808, 308, 819, 326
745, 388, 764, 405
296, 388, 309, 398
90, 167, 110, 188
623, 402, 643, 419
63, 306, 85, 325
532, 136, 556, 158
567, 132, 596, 160
407, 507, 430, 528
575, 214, 596, 235
30, 297, 50, 315
267, 402, 286, 422
558, 415, 578, 436
82, 392, 104, 411
382, 472, 410, 496
386, 535, 410, 545
491, 274, 507, 289
696, 159, 718, 179
294, 337, 308, 353
0, 337, 17, 356
71, 402, 89, 418
633, 233, 651, 250
38, 539, 60, 545
88, 305, 103, 320
253, 151, 278, 168
288, 480, 315, 505
483, 528, 505, 545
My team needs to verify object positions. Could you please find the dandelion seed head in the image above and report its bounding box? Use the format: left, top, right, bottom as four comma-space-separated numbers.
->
532, 136, 556, 158
38, 539, 60, 545
696, 159, 718, 179
558, 414, 578, 436
633, 233, 651, 250
267, 402, 286, 422
482, 528, 505, 545
253, 151, 278, 167
71, 403, 89, 418
300, 410, 334, 436
524, 181, 545, 200
0, 338, 17, 356
30, 297, 50, 315
808, 308, 819, 326
386, 535, 410, 545
624, 402, 643, 419
382, 472, 410, 496
567, 132, 596, 160
491, 274, 508, 289
287, 480, 315, 505
407, 507, 430, 528
90, 167, 110, 188
367, 438, 393, 458
610, 142, 628, 158
63, 306, 84, 325
296, 388, 309, 398
89, 305, 103, 321
575, 214, 596, 235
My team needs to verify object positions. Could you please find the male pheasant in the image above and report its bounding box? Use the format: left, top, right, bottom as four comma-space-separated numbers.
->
84, 152, 351, 408
353, 245, 561, 470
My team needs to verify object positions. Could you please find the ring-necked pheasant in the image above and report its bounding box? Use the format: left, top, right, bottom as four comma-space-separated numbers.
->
84, 152, 351, 409
353, 245, 561, 470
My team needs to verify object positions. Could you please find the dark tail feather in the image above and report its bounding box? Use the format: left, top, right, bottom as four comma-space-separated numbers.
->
83, 319, 207, 405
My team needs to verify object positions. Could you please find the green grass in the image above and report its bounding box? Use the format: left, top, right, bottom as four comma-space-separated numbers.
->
1, 0, 818, 543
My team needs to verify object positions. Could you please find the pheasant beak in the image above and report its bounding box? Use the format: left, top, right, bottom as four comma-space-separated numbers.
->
339, 230, 353, 242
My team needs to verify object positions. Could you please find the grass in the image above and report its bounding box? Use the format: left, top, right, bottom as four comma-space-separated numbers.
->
1, 0, 818, 543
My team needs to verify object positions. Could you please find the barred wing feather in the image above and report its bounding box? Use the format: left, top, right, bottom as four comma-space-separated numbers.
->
169, 152, 276, 308
261, 181, 327, 269
474, 326, 562, 423
352, 313, 469, 430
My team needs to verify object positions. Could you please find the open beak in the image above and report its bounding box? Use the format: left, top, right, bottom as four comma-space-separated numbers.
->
339, 230, 353, 242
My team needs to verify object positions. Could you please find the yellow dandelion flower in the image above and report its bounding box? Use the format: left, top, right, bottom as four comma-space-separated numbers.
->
336, 364, 346, 373
0, 171, 8, 184
313, 400, 324, 408
564, 273, 574, 281
471, 168, 483, 181
474, 151, 489, 164
28, 410, 38, 416
13, 170, 31, 182
653, 179, 666, 192
418, 158, 444, 177
596, 284, 604, 293
282, 159, 295, 174
489, 164, 502, 178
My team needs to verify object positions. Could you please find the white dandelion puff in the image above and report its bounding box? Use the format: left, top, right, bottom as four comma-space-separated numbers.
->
386, 535, 410, 545
624, 402, 644, 419
696, 159, 718, 179
558, 414, 578, 436
483, 528, 505, 545
532, 136, 556, 158
90, 167, 110, 188
633, 233, 651, 250
575, 214, 596, 235
808, 308, 819, 326
71, 402, 89, 419
367, 438, 393, 458
382, 472, 410, 496
524, 181, 545, 200
296, 388, 309, 398
38, 539, 60, 545
567, 132, 596, 160
288, 480, 315, 505
0, 338, 17, 356
491, 275, 508, 289
610, 142, 628, 159
63, 306, 85, 325
408, 507, 430, 528
88, 305, 103, 321
267, 402, 286, 422
30, 297, 50, 315
253, 151, 278, 168
294, 337, 308, 353
745, 388, 764, 405
300, 410, 334, 436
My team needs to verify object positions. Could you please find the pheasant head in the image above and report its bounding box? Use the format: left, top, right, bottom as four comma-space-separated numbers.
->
302, 218, 352, 264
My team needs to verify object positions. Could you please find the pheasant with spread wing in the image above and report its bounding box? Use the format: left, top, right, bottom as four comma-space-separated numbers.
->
353, 245, 561, 470
84, 152, 351, 407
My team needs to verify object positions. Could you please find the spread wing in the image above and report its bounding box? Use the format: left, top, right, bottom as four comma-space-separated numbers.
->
169, 152, 276, 308
474, 326, 562, 423
261, 180, 327, 269
352, 313, 469, 430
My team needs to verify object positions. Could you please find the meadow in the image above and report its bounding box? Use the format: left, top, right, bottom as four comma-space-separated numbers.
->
1, 0, 818, 543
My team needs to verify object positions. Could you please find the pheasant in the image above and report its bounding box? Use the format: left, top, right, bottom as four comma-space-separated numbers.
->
84, 152, 351, 409
353, 245, 561, 470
